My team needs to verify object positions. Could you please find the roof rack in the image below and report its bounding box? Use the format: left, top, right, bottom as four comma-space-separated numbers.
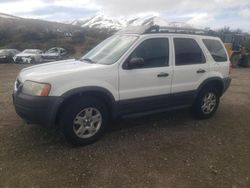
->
116, 25, 209, 35
145, 25, 207, 34
115, 25, 152, 35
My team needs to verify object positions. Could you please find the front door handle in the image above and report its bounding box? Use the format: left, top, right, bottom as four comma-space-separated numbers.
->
157, 72, 169, 77
196, 69, 206, 74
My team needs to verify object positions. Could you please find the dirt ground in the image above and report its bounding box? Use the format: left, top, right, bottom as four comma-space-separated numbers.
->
0, 64, 250, 188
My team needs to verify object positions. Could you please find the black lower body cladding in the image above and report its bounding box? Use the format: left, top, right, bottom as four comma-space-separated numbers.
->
13, 92, 63, 127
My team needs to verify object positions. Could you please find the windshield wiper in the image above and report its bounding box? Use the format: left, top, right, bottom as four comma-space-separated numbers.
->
80, 58, 96, 64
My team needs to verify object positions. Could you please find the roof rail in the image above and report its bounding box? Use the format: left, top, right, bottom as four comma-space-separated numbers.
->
116, 25, 209, 36
144, 25, 207, 35
115, 25, 152, 35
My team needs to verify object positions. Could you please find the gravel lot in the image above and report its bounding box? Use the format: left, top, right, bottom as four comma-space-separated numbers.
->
0, 64, 250, 188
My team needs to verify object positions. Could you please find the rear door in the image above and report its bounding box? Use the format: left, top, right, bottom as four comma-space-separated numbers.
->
171, 37, 210, 105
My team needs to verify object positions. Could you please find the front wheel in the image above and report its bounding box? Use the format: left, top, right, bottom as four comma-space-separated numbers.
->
59, 97, 109, 146
192, 87, 220, 119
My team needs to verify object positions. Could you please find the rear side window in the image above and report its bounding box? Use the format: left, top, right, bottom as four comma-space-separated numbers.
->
203, 39, 228, 62
174, 38, 205, 66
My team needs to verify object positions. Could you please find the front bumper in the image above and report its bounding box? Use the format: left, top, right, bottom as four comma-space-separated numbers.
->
13, 91, 63, 127
0, 57, 12, 63
14, 56, 35, 64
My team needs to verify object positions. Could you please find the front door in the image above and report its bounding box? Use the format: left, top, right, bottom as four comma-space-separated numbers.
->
118, 37, 173, 114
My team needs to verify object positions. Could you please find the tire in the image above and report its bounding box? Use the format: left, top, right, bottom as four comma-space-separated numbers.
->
59, 96, 109, 146
230, 53, 240, 68
192, 87, 220, 119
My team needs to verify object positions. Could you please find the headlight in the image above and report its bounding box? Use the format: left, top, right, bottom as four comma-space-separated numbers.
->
22, 81, 51, 96
0, 55, 6, 58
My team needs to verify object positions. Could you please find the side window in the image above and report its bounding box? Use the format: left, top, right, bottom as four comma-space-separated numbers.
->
203, 39, 228, 62
174, 38, 205, 66
127, 38, 169, 68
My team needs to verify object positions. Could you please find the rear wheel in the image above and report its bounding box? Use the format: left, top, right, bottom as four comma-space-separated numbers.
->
59, 97, 109, 146
192, 87, 220, 119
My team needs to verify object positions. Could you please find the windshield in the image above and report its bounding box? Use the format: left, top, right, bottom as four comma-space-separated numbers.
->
81, 35, 138, 65
23, 50, 38, 54
47, 48, 59, 53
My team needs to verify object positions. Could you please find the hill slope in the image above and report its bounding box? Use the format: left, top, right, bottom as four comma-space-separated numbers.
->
0, 13, 112, 57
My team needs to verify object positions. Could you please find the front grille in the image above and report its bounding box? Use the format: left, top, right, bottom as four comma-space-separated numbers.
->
15, 57, 23, 63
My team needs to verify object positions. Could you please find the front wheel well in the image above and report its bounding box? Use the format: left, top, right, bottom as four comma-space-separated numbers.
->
55, 91, 115, 125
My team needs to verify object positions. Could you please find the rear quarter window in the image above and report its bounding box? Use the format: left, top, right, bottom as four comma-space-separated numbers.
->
202, 39, 228, 62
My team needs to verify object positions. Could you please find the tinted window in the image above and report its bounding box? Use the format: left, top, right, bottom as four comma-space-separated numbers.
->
203, 39, 228, 62
174, 38, 205, 66
128, 38, 169, 68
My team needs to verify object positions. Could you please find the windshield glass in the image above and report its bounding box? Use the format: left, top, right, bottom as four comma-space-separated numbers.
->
23, 50, 38, 54
81, 35, 138, 65
47, 48, 59, 53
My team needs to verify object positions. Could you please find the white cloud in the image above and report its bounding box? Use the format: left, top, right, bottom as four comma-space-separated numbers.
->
0, 0, 100, 15
93, 0, 249, 16
0, 0, 47, 14
51, 0, 100, 11
239, 8, 250, 17
187, 13, 215, 27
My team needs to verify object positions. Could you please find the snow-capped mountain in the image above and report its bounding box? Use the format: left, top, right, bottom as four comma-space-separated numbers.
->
72, 14, 127, 30
72, 14, 194, 30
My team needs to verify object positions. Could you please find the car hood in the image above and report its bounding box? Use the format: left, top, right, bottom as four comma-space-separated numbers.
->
16, 53, 38, 57
18, 59, 107, 83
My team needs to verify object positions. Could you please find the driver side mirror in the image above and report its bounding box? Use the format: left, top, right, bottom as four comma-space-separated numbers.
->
125, 57, 145, 69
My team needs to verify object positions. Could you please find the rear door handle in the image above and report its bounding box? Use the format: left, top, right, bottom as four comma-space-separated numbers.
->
196, 69, 206, 74
157, 72, 169, 77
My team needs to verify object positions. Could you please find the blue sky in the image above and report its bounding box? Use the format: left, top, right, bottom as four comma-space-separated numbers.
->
0, 0, 249, 32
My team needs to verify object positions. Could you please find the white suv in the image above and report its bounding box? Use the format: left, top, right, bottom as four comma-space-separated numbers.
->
13, 25, 231, 146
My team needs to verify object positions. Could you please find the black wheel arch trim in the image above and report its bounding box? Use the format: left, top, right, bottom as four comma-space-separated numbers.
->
196, 77, 230, 97
58, 86, 118, 119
